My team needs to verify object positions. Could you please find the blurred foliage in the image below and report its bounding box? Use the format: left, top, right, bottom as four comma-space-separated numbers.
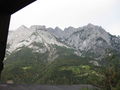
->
1, 47, 120, 90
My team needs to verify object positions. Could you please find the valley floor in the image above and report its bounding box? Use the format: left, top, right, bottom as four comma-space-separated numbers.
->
0, 84, 99, 90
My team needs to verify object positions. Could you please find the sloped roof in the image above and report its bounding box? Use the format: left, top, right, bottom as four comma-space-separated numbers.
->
0, 0, 36, 14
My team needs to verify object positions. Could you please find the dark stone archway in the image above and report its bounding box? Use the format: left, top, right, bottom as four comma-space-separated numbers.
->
0, 0, 36, 78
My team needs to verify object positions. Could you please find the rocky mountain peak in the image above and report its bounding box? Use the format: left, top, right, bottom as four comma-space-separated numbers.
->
86, 23, 96, 27
64, 26, 75, 31
17, 25, 29, 31
30, 25, 46, 31
54, 27, 62, 31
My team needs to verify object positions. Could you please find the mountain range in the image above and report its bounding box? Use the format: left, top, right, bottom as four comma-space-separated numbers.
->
7, 23, 120, 60
2, 23, 120, 84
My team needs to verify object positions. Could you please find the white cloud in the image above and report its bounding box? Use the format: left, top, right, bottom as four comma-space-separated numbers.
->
108, 23, 120, 35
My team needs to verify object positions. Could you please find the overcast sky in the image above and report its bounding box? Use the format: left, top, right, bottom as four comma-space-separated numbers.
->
9, 0, 120, 35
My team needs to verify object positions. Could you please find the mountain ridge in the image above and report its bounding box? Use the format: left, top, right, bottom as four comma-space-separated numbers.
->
7, 23, 120, 60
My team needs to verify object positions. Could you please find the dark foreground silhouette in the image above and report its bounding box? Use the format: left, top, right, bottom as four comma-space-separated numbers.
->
0, 84, 98, 90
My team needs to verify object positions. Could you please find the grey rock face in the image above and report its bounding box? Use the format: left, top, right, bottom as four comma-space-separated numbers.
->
7, 24, 120, 59
47, 27, 64, 39
46, 23, 120, 58
63, 24, 112, 57
30, 25, 46, 31
7, 25, 68, 61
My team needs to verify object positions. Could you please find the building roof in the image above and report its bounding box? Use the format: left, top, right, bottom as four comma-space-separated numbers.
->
0, 0, 36, 14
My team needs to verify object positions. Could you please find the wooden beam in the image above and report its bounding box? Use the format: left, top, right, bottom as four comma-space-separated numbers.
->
0, 0, 36, 14
0, 14, 11, 77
